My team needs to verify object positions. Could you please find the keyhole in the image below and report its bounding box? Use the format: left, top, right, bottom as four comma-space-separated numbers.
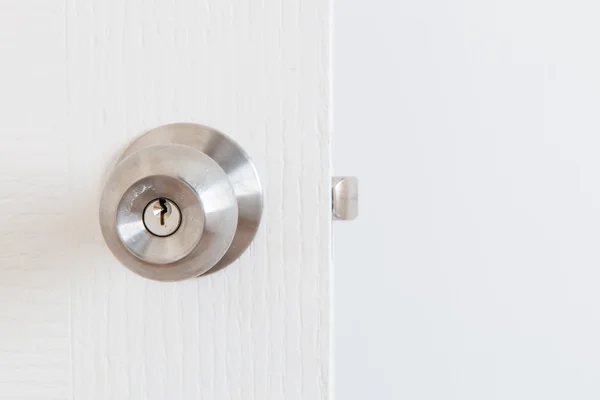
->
158, 198, 168, 226
142, 198, 182, 237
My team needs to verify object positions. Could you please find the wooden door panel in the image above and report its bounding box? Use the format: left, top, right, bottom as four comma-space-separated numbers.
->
0, 1, 331, 399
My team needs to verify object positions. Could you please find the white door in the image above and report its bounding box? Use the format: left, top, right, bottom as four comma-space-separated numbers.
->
0, 1, 331, 399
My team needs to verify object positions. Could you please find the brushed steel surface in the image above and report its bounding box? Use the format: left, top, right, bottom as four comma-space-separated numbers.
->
332, 177, 358, 220
99, 123, 263, 281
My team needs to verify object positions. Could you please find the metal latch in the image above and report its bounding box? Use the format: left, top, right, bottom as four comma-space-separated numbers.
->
332, 177, 358, 220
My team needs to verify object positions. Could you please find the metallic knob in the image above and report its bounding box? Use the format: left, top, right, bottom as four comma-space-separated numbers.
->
99, 123, 263, 281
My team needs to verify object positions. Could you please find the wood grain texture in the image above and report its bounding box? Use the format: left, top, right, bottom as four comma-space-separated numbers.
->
0, 1, 70, 399
71, 0, 331, 399
0, 0, 330, 398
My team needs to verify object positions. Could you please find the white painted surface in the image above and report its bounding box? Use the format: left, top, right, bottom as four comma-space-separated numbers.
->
0, 0, 330, 399
335, 0, 600, 399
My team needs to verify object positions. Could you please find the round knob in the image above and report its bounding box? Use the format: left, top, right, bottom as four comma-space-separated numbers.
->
99, 123, 263, 281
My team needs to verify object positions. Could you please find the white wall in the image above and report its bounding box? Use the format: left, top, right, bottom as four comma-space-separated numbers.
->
335, 0, 600, 399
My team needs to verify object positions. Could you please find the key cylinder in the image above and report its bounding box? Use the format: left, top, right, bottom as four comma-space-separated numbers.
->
143, 198, 181, 237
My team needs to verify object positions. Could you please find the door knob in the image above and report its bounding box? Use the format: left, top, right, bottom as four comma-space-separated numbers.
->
99, 123, 263, 281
